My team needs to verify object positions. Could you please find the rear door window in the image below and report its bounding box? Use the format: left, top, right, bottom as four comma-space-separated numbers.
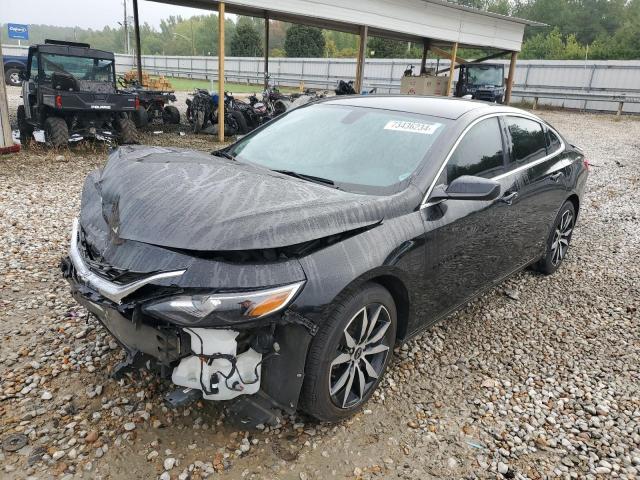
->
505, 116, 547, 165
545, 128, 562, 153
446, 117, 505, 183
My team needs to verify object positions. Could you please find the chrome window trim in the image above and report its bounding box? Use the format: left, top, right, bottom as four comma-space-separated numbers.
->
69, 218, 186, 304
420, 112, 565, 208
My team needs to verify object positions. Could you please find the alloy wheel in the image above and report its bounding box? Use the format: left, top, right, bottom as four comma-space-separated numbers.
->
10, 72, 21, 85
550, 210, 574, 266
329, 303, 392, 409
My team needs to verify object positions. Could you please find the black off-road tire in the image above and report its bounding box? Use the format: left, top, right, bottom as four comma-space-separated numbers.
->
17, 105, 33, 146
5, 68, 22, 87
163, 105, 181, 124
301, 282, 397, 422
228, 110, 248, 134
534, 200, 576, 275
116, 116, 138, 144
192, 109, 205, 133
132, 106, 149, 128
44, 116, 69, 148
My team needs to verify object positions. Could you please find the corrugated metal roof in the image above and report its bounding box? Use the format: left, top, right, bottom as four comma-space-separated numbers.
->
148, 0, 541, 51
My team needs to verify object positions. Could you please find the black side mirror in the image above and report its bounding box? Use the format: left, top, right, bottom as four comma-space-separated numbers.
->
430, 175, 501, 202
18, 70, 27, 81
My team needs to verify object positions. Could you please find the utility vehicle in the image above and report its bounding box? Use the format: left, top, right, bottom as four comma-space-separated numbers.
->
455, 63, 506, 103
17, 39, 138, 147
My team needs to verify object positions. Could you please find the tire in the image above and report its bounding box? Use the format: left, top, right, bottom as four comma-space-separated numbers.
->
44, 116, 69, 148
534, 201, 576, 275
132, 106, 149, 128
192, 109, 205, 133
5, 68, 22, 87
228, 110, 248, 134
163, 105, 181, 124
115, 116, 138, 145
17, 105, 33, 146
301, 282, 397, 422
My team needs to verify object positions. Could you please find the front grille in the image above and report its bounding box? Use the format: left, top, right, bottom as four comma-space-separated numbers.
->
78, 228, 152, 285
475, 90, 497, 101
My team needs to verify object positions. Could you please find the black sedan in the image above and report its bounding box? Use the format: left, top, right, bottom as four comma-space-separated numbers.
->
62, 96, 588, 424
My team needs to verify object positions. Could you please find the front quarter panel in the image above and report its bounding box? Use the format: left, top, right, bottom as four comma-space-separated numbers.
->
294, 196, 426, 336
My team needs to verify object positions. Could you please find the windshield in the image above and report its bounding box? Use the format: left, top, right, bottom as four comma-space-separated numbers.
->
40, 53, 114, 82
467, 66, 504, 87
229, 104, 448, 194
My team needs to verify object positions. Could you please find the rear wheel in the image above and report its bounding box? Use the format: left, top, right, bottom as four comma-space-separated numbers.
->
17, 105, 33, 146
116, 116, 138, 144
301, 283, 396, 422
44, 117, 69, 148
163, 105, 181, 124
131, 106, 149, 128
535, 201, 576, 275
5, 68, 22, 87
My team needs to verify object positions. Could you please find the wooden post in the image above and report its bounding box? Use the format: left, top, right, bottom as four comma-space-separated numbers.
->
505, 51, 518, 105
617, 101, 624, 117
132, 0, 143, 84
420, 39, 430, 74
445, 42, 458, 96
0, 42, 17, 151
533, 97, 538, 110
264, 13, 270, 89
355, 25, 368, 94
218, 2, 225, 143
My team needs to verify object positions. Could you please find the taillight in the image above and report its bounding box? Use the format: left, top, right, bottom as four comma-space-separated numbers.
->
135, 96, 140, 109
55, 95, 62, 108
583, 157, 590, 171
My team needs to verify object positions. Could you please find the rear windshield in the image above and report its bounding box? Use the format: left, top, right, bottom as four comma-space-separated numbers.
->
229, 104, 448, 194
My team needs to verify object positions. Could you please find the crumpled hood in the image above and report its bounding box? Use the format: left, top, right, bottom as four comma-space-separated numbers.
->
79, 146, 418, 251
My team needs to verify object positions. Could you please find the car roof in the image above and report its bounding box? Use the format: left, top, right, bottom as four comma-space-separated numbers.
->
319, 95, 526, 120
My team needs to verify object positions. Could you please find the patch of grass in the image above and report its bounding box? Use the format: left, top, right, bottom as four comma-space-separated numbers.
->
161, 76, 298, 93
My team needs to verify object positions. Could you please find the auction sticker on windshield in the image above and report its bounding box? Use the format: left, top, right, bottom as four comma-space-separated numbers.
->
384, 120, 442, 135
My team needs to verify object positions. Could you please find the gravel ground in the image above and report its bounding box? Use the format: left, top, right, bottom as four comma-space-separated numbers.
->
0, 86, 639, 480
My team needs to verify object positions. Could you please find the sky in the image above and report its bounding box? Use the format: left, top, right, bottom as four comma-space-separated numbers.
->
0, 0, 213, 30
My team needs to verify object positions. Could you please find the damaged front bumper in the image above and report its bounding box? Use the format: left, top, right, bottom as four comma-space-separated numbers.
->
62, 219, 314, 424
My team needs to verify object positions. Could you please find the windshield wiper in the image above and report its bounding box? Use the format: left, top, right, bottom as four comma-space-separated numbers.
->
213, 150, 235, 161
273, 169, 335, 186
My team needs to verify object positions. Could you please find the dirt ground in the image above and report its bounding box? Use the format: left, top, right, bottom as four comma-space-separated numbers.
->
0, 88, 639, 480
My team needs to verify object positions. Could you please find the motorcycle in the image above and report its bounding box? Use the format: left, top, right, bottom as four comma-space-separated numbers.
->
335, 79, 377, 95
186, 89, 245, 135
225, 92, 270, 133
186, 88, 215, 133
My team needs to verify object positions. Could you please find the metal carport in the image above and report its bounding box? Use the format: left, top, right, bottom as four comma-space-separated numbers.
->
126, 0, 542, 142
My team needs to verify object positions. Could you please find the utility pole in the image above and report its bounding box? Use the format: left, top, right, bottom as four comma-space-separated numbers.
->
123, 0, 130, 54
191, 19, 195, 56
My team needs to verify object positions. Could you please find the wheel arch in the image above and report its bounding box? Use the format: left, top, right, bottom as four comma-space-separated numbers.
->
316, 267, 413, 343
4, 62, 25, 71
567, 193, 580, 218
369, 274, 411, 342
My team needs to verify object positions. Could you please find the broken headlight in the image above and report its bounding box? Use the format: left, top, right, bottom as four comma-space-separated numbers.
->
142, 281, 304, 326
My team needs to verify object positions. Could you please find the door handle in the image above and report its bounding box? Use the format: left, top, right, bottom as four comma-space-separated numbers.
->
499, 191, 518, 205
549, 171, 564, 182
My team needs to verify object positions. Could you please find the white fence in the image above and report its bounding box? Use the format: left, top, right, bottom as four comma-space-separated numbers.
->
4, 44, 640, 113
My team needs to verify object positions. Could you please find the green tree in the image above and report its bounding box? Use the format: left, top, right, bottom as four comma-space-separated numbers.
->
230, 22, 263, 56
284, 25, 325, 57
367, 37, 408, 58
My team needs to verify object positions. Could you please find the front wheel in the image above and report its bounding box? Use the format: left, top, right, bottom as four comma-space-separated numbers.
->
301, 283, 396, 422
44, 117, 69, 148
534, 201, 576, 275
115, 116, 138, 145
